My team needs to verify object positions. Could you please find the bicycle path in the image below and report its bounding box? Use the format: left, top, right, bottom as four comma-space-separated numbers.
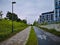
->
0, 26, 31, 45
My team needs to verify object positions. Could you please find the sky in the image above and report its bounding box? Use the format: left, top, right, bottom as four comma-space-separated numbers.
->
0, 0, 54, 24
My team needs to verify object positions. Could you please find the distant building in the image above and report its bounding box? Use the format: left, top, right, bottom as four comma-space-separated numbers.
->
38, 0, 60, 24
54, 0, 60, 21
38, 11, 54, 24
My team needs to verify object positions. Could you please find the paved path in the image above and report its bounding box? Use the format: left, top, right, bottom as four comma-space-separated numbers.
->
0, 26, 31, 45
33, 26, 60, 45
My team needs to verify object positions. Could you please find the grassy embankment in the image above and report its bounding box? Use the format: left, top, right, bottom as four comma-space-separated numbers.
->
0, 19, 28, 42
26, 27, 38, 45
38, 25, 60, 37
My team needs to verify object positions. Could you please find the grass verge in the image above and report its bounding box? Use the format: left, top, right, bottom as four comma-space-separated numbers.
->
0, 20, 28, 42
26, 26, 38, 45
38, 26, 60, 37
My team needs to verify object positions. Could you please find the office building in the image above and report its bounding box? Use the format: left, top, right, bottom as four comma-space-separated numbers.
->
38, 11, 54, 23
54, 0, 60, 21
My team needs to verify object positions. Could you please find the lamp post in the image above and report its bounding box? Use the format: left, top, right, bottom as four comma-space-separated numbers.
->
12, 2, 16, 32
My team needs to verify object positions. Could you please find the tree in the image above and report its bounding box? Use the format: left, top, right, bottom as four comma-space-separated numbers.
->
22, 19, 27, 24
6, 12, 12, 20
6, 11, 18, 21
33, 21, 38, 26
0, 11, 3, 19
16, 18, 21, 22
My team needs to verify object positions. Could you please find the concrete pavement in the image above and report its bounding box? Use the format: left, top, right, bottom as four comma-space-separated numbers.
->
0, 26, 31, 45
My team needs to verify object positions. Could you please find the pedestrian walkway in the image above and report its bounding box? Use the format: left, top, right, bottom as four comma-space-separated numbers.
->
0, 26, 31, 45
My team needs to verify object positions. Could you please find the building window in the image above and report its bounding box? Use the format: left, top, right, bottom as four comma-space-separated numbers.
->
59, 9, 60, 17
51, 14, 53, 20
59, 1, 60, 5
46, 15, 48, 20
55, 15, 57, 18
55, 2, 58, 6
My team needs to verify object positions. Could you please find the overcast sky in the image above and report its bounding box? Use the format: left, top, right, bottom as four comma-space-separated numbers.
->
0, 0, 54, 24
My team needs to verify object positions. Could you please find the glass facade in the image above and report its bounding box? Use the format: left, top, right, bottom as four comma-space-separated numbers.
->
55, 0, 60, 21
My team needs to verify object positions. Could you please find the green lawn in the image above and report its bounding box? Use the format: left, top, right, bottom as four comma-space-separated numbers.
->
26, 27, 38, 45
0, 19, 28, 42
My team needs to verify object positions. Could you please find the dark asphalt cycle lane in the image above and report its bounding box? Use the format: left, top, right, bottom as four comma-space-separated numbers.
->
33, 26, 60, 45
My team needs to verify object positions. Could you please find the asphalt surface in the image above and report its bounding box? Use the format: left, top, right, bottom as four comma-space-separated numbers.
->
33, 26, 60, 45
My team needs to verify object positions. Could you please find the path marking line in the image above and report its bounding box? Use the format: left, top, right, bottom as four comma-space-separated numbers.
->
37, 35, 47, 40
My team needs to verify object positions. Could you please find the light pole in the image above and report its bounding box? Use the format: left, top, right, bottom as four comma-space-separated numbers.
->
12, 2, 16, 32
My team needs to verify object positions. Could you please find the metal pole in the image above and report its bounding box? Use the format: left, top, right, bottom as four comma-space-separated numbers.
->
11, 2, 16, 32
12, 2, 13, 32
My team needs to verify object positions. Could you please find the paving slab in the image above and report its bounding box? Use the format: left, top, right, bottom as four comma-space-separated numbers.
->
0, 26, 31, 45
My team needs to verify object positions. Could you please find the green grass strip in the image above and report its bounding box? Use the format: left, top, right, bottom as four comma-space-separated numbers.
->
38, 26, 60, 37
0, 20, 28, 42
26, 26, 38, 45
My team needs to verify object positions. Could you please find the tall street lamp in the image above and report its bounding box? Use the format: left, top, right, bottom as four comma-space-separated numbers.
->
12, 2, 16, 32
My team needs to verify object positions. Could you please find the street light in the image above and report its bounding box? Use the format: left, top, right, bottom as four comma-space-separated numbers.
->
12, 1, 16, 32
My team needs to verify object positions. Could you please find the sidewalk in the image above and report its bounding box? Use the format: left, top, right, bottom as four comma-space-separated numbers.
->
0, 26, 31, 45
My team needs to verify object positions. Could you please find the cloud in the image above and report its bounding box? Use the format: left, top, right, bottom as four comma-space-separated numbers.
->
0, 0, 54, 24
